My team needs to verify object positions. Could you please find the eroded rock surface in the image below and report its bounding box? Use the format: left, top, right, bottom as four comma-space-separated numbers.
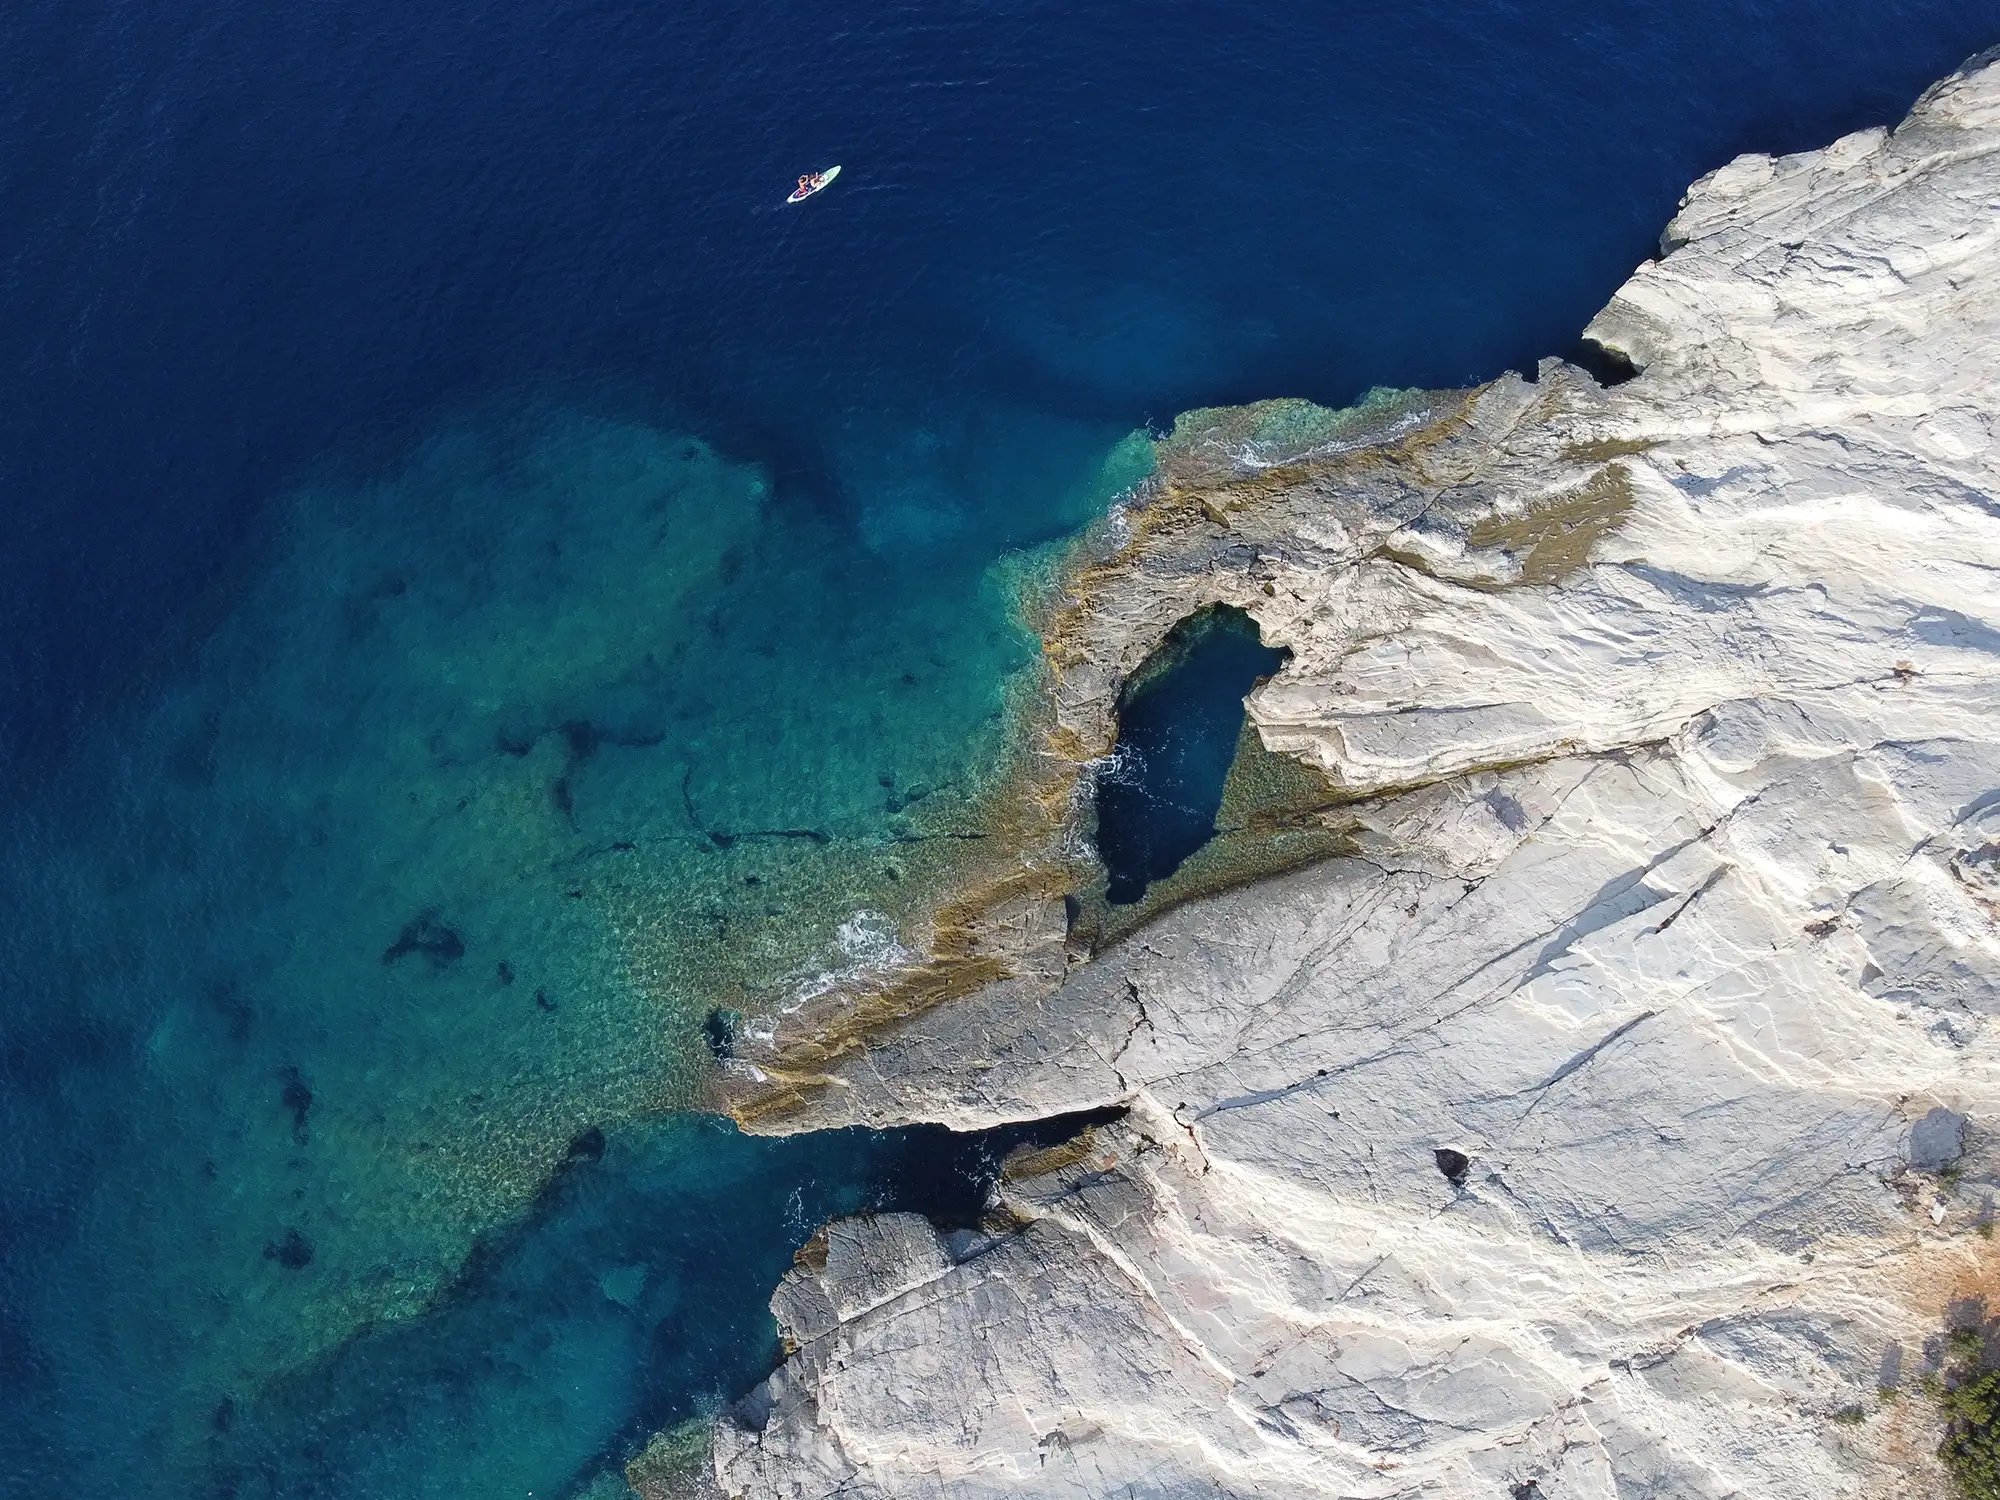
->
718, 50, 2000, 1500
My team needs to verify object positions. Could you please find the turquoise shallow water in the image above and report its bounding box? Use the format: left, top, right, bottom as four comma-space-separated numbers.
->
0, 394, 1145, 1496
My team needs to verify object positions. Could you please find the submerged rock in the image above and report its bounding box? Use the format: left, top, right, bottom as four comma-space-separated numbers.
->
379, 912, 466, 967
718, 49, 2000, 1500
262, 1228, 314, 1270
279, 1066, 313, 1145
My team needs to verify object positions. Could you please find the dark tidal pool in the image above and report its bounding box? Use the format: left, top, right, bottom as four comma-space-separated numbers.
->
1096, 605, 1290, 905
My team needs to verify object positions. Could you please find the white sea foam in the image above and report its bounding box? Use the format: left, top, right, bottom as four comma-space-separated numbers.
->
1102, 499, 1135, 552
1200, 401, 1437, 473
776, 909, 914, 1015
1056, 751, 1125, 864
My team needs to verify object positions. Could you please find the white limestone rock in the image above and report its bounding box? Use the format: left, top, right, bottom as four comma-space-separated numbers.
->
719, 48, 2000, 1500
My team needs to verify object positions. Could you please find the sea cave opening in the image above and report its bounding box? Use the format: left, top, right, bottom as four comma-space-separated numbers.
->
1095, 603, 1290, 906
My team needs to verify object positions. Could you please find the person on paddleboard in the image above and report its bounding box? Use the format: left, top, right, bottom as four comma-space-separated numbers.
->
786, 165, 839, 203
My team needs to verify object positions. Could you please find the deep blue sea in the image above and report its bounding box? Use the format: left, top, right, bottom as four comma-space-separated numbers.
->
2, 1, 1995, 1495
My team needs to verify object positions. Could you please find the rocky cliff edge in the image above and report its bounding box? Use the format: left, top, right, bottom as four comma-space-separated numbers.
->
712, 49, 2000, 1500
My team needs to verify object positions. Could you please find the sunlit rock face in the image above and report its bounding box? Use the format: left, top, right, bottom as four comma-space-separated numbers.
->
717, 50, 2000, 1500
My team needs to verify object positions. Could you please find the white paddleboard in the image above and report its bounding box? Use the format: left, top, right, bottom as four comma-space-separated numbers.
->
786, 165, 840, 204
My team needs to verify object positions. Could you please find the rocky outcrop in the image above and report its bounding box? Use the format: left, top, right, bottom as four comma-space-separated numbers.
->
717, 50, 2000, 1500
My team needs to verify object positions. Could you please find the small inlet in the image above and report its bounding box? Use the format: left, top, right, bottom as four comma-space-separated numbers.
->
1095, 604, 1289, 905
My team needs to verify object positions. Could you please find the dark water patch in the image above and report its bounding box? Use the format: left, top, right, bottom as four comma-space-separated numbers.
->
262, 1228, 314, 1270
380, 913, 467, 968
279, 1068, 312, 1145
205, 981, 256, 1047
705, 1008, 742, 1062
206, 1109, 1117, 1500
1568, 337, 1640, 388
1097, 606, 1290, 905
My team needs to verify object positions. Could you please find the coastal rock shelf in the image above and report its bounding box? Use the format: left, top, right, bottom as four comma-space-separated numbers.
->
713, 49, 2000, 1500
